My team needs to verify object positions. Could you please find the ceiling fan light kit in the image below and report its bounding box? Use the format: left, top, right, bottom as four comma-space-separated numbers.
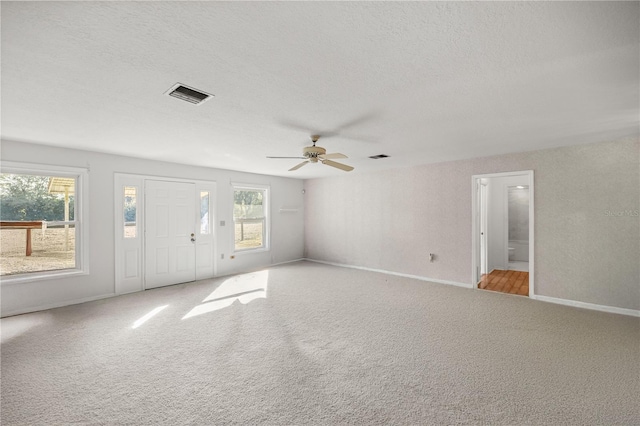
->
267, 135, 354, 172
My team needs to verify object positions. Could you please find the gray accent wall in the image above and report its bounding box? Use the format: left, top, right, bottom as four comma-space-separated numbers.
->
304, 137, 640, 311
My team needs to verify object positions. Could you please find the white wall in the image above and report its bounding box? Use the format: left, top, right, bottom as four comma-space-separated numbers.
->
486, 175, 529, 271
0, 140, 304, 316
508, 187, 529, 242
304, 137, 640, 311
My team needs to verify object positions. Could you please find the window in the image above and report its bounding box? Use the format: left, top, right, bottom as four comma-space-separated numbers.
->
233, 185, 268, 251
0, 162, 88, 281
124, 186, 137, 238
200, 191, 210, 235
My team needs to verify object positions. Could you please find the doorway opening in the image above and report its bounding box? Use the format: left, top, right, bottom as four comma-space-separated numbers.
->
472, 171, 534, 297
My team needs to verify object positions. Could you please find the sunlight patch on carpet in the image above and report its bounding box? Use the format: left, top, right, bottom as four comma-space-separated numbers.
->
182, 270, 268, 319
132, 305, 168, 329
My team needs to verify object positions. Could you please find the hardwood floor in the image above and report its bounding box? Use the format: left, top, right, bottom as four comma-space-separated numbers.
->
478, 269, 529, 296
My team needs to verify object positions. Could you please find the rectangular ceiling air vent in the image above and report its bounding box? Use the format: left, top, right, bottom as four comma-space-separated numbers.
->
165, 83, 213, 105
369, 154, 389, 159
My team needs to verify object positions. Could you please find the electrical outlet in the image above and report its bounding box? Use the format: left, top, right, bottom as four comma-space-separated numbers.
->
221, 254, 224, 259
220, 220, 225, 226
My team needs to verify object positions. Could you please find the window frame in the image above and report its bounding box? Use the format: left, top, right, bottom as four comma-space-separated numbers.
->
199, 190, 211, 236
123, 185, 138, 239
231, 183, 270, 254
0, 161, 89, 285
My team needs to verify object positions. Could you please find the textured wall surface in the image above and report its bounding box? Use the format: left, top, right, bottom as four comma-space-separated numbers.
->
305, 137, 640, 311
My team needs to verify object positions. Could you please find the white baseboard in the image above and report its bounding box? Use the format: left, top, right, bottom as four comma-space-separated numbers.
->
6, 260, 636, 319
304, 259, 639, 318
270, 258, 306, 267
304, 258, 473, 289
214, 258, 307, 280
532, 295, 640, 317
1, 293, 116, 318
3, 259, 308, 318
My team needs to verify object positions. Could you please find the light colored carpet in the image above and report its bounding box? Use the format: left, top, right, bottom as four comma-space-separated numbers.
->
1, 261, 639, 425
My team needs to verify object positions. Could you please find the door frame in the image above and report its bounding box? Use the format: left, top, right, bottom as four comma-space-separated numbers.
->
114, 173, 217, 294
479, 180, 488, 276
471, 170, 534, 297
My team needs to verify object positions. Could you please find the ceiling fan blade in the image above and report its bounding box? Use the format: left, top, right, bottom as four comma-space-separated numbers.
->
277, 120, 339, 138
289, 161, 309, 171
334, 111, 378, 132
319, 152, 347, 160
267, 156, 306, 159
277, 119, 315, 133
322, 159, 354, 172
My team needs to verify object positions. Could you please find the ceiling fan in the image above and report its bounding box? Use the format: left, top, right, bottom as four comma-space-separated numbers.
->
267, 135, 354, 172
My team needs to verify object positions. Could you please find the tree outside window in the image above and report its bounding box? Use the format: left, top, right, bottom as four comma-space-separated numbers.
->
233, 187, 267, 251
0, 172, 79, 276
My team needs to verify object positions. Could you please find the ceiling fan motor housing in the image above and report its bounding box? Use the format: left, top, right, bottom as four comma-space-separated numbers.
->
303, 145, 326, 162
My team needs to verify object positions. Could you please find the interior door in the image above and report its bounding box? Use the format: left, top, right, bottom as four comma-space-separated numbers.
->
145, 180, 196, 289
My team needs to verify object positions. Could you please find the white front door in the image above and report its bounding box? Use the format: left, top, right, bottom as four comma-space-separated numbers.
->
145, 180, 196, 289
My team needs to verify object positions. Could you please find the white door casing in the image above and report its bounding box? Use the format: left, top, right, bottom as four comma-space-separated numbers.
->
471, 170, 534, 297
480, 181, 488, 276
115, 175, 216, 294
145, 180, 196, 289
115, 174, 144, 294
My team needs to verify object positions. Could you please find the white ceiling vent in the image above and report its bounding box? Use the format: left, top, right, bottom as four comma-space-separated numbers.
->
165, 83, 213, 105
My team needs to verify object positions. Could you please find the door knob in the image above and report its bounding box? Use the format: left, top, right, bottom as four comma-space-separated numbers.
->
190, 233, 195, 242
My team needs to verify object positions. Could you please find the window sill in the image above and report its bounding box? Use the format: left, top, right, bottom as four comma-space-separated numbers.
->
0, 269, 89, 286
232, 247, 270, 256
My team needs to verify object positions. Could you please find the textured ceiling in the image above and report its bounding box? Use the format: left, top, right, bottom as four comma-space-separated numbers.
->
2, 1, 638, 179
